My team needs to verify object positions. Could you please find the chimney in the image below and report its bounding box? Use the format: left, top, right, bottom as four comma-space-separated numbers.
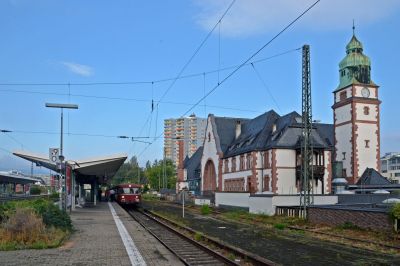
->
177, 140, 185, 182
235, 120, 241, 139
272, 123, 277, 133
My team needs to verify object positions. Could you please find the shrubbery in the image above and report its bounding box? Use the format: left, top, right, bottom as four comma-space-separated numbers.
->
0, 199, 72, 250
29, 185, 42, 195
390, 203, 400, 220
200, 204, 211, 215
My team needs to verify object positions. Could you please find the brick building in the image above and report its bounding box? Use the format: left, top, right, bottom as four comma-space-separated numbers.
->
190, 30, 383, 197
200, 111, 333, 195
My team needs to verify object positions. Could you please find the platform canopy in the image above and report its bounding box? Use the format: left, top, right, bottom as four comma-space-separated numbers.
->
13, 150, 127, 179
0, 170, 40, 185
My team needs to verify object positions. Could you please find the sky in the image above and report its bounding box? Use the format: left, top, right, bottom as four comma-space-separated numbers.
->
1, 0, 400, 174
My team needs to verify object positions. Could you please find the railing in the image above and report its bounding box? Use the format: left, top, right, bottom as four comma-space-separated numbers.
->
296, 165, 325, 179
276, 206, 306, 218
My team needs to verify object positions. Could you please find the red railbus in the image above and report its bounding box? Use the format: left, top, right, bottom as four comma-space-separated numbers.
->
114, 183, 142, 206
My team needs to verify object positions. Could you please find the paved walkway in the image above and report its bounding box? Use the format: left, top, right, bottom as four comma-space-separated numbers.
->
0, 202, 183, 266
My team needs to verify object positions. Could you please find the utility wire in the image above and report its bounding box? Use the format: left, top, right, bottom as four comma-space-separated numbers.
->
0, 47, 299, 88
0, 89, 261, 113
2, 132, 25, 149
0, 129, 150, 139
181, 0, 320, 117
251, 63, 282, 113
156, 0, 236, 104
0, 146, 12, 154
136, 0, 320, 158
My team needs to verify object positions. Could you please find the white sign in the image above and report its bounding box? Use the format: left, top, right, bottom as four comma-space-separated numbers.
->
49, 148, 60, 163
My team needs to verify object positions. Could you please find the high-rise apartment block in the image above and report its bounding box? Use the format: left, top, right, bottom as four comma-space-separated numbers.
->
164, 114, 206, 166
381, 152, 400, 183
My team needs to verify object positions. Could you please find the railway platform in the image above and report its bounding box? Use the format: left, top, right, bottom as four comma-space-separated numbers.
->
0, 202, 183, 266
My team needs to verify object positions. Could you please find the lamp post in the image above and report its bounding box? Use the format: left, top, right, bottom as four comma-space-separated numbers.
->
45, 103, 78, 211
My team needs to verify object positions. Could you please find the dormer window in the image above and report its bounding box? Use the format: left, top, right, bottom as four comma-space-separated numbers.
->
272, 124, 277, 133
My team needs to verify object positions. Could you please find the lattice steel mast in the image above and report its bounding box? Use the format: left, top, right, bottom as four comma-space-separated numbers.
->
300, 44, 314, 217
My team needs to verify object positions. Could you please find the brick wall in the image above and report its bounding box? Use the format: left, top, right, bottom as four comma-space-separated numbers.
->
308, 207, 392, 231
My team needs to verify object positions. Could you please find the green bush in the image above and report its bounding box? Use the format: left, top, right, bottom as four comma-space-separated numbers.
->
30, 186, 41, 195
390, 203, 400, 220
200, 204, 211, 215
0, 199, 71, 230
338, 221, 360, 230
274, 223, 286, 230
49, 192, 60, 201
30, 199, 72, 230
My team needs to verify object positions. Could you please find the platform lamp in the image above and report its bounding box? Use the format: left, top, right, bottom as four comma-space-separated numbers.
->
45, 103, 78, 211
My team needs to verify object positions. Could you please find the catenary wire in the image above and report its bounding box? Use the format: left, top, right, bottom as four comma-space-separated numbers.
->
181, 0, 320, 117
136, 0, 321, 158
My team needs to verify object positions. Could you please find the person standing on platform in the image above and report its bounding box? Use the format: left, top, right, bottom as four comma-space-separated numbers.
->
109, 189, 115, 202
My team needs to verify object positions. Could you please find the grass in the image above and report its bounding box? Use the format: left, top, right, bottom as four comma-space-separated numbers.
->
142, 193, 159, 201
200, 204, 211, 215
221, 209, 306, 229
0, 199, 72, 250
194, 231, 203, 241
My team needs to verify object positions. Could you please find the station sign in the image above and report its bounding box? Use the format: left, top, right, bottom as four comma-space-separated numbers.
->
49, 148, 60, 163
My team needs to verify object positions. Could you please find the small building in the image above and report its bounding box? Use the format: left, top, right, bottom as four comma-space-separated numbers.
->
347, 167, 400, 194
381, 152, 400, 183
182, 147, 203, 195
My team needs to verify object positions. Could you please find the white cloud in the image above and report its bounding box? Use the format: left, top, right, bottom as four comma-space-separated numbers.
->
194, 0, 400, 37
61, 61, 94, 77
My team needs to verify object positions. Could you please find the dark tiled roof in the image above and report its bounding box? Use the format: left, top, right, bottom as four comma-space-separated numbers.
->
184, 147, 203, 181
218, 110, 333, 158
213, 116, 249, 153
356, 168, 392, 186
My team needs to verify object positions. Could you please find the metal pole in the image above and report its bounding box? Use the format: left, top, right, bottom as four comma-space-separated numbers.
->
182, 190, 185, 218
138, 166, 140, 184
60, 108, 63, 155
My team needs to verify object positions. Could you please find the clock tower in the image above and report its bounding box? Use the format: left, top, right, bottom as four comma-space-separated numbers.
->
332, 29, 381, 184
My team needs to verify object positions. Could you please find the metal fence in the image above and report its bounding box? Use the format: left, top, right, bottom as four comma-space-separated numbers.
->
275, 206, 306, 218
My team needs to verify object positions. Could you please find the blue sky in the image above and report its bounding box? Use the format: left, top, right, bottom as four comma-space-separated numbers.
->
1, 0, 400, 173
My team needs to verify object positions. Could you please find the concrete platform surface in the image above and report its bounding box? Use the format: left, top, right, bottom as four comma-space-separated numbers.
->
0, 202, 184, 266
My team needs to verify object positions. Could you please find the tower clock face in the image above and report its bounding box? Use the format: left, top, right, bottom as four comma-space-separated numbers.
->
361, 87, 370, 98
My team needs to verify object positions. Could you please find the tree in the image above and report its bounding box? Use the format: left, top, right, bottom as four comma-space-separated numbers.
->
144, 158, 176, 191
112, 156, 176, 191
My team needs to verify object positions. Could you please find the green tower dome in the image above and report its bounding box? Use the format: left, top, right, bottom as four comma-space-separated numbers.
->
337, 32, 374, 91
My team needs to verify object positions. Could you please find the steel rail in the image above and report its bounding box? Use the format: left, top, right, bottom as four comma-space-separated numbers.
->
127, 208, 233, 266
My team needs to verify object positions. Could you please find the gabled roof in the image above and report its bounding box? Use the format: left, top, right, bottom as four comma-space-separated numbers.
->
184, 146, 203, 180
221, 110, 333, 158
356, 168, 392, 186
210, 115, 249, 154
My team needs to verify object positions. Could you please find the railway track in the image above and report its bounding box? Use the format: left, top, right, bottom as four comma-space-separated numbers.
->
127, 208, 234, 266
127, 208, 276, 266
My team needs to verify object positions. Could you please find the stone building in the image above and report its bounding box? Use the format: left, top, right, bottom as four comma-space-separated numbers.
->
201, 111, 333, 195
182, 30, 383, 197
332, 32, 381, 184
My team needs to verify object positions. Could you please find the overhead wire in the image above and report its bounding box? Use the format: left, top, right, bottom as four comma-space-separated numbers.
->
251, 63, 282, 113
156, 0, 236, 105
131, 0, 236, 163
0, 88, 261, 113
0, 47, 300, 88
136, 0, 321, 158
181, 0, 320, 117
